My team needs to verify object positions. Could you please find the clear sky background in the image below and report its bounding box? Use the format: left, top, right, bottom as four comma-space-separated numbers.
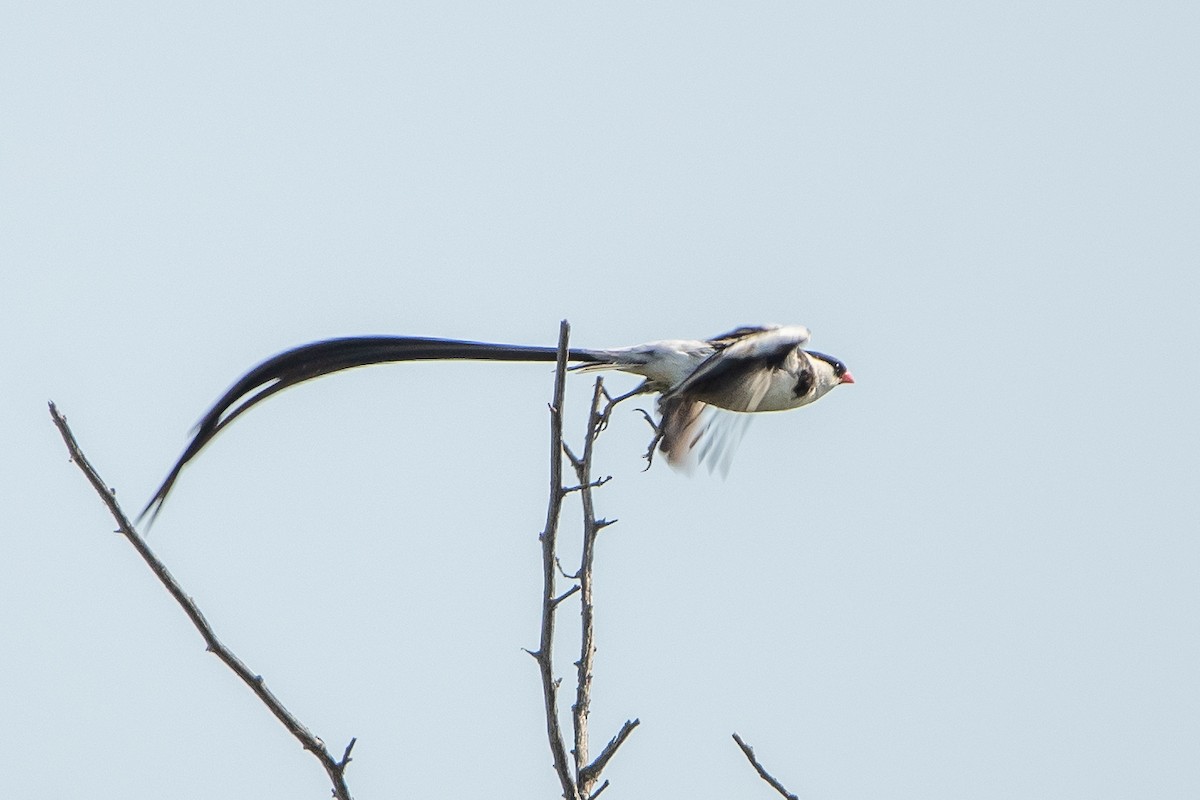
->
4, 2, 1197, 798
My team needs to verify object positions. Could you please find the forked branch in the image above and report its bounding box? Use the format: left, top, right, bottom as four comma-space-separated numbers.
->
530, 322, 639, 800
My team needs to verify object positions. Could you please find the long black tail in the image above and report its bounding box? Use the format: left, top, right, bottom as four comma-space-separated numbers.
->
140, 336, 603, 524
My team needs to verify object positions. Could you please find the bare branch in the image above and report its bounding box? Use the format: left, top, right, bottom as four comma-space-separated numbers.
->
48, 401, 356, 800
533, 325, 641, 799
569, 379, 607, 792
563, 476, 612, 494
530, 322, 581, 800
732, 732, 799, 800
552, 585, 581, 607
567, 379, 646, 797
580, 718, 641, 787
561, 441, 583, 469
339, 737, 358, 768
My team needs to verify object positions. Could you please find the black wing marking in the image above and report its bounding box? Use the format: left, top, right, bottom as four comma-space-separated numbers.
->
661, 328, 807, 411
661, 352, 767, 406
141, 336, 601, 524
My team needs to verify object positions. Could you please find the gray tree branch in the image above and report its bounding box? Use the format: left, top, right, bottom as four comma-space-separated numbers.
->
528, 321, 581, 800
530, 322, 639, 799
732, 732, 799, 800
48, 401, 357, 800
567, 380, 641, 799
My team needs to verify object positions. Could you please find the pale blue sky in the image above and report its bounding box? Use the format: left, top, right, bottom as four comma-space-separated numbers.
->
4, 2, 1198, 798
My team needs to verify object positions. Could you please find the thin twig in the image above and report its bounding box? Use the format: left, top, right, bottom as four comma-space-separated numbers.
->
552, 585, 581, 607
579, 717, 641, 787
568, 381, 643, 798
529, 322, 581, 800
48, 401, 356, 800
569, 378, 607, 789
563, 476, 612, 494
732, 732, 799, 800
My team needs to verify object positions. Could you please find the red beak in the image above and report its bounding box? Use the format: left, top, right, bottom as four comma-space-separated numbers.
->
840, 371, 855, 384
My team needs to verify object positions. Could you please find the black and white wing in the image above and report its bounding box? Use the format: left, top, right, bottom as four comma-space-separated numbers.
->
661, 325, 811, 413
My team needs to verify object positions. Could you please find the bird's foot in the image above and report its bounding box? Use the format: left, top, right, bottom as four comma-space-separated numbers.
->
636, 408, 664, 471
596, 380, 654, 434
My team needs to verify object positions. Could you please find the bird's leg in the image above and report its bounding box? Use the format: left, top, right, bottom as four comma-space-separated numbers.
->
605, 380, 653, 406
635, 407, 664, 471
595, 380, 653, 434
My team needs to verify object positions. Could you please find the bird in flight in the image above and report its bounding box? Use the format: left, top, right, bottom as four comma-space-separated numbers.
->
140, 324, 852, 522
